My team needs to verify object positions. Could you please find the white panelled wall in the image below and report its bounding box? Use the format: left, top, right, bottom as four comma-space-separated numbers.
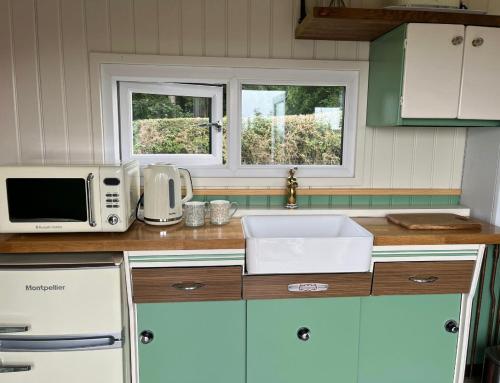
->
0, 0, 498, 188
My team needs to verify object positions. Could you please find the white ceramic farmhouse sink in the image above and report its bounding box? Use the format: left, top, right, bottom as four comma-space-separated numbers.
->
242, 215, 373, 275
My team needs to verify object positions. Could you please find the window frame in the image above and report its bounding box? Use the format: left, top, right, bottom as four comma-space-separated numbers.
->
93, 55, 367, 180
119, 81, 224, 167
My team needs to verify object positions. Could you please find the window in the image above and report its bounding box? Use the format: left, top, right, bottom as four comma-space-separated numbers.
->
119, 82, 224, 166
240, 84, 345, 166
96, 57, 365, 179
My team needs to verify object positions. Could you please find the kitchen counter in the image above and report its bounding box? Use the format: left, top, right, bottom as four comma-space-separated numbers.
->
0, 216, 500, 253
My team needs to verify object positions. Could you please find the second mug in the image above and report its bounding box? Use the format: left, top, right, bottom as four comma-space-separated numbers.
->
209, 200, 238, 225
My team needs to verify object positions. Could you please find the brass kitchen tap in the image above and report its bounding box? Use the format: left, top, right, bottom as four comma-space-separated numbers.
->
285, 167, 298, 209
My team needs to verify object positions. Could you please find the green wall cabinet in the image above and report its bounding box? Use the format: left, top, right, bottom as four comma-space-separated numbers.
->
358, 294, 462, 383
247, 297, 361, 383
367, 23, 500, 127
136, 300, 246, 383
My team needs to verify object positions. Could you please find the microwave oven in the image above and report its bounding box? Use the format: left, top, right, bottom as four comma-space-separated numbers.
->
0, 161, 140, 233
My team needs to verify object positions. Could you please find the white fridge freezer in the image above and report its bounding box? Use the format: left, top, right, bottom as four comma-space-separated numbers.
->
461, 127, 500, 225
0, 253, 125, 383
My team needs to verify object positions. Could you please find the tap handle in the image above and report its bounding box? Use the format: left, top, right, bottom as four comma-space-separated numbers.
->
288, 167, 298, 178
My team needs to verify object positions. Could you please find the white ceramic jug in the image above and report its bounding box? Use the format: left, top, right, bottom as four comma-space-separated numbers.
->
143, 164, 193, 225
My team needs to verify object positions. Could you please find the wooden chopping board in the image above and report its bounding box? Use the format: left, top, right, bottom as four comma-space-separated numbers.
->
386, 213, 482, 230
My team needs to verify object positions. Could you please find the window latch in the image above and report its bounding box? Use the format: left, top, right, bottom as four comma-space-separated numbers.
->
198, 121, 222, 132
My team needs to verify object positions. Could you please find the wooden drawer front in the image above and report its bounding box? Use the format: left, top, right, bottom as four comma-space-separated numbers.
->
372, 261, 475, 296
243, 273, 372, 300
132, 266, 242, 303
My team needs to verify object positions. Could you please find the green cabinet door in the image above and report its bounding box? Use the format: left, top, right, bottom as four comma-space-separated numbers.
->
247, 297, 361, 383
358, 294, 461, 383
136, 300, 245, 383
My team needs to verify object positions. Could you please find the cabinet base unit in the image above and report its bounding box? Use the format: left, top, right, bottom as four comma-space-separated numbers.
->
247, 298, 361, 383
136, 301, 245, 383
358, 294, 461, 383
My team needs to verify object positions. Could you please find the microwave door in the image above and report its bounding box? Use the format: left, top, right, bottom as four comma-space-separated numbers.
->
3, 172, 101, 232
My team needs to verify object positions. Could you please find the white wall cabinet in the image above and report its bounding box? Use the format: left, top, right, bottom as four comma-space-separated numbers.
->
400, 24, 500, 121
402, 24, 465, 119
459, 26, 500, 120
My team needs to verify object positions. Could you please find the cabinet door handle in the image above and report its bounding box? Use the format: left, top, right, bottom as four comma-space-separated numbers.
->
297, 327, 311, 341
0, 325, 29, 334
139, 330, 154, 345
0, 365, 31, 373
408, 276, 439, 284
451, 36, 464, 45
472, 37, 484, 47
172, 282, 205, 291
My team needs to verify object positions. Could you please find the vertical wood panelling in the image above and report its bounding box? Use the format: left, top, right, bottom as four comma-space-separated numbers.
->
158, 0, 181, 55
109, 0, 135, 53
11, 0, 44, 163
36, 0, 68, 164
370, 128, 395, 187
0, 0, 20, 164
392, 128, 415, 188
227, 0, 248, 57
204, 0, 226, 57
181, 0, 203, 56
133, 0, 159, 54
292, 0, 314, 59
0, 0, 469, 188
412, 128, 436, 188
61, 0, 93, 163
451, 128, 467, 188
271, 0, 293, 58
249, 0, 271, 58
432, 128, 457, 188
85, 0, 111, 53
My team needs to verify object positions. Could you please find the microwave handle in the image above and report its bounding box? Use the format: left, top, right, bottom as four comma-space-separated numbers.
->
86, 173, 97, 227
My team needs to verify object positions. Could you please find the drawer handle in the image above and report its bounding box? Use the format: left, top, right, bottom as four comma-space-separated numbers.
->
408, 276, 439, 284
172, 282, 205, 291
288, 283, 329, 292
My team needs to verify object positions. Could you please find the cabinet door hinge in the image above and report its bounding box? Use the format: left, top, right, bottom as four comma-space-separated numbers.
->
404, 38, 407, 49
400, 96, 404, 106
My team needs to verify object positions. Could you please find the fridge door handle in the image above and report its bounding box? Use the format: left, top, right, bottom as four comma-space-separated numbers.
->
0, 365, 32, 373
0, 335, 122, 351
0, 325, 29, 334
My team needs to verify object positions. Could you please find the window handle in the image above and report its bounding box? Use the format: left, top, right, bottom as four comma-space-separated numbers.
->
198, 121, 222, 132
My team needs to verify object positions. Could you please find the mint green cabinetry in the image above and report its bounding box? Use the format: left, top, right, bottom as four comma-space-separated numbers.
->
247, 298, 361, 383
136, 301, 245, 383
358, 294, 462, 383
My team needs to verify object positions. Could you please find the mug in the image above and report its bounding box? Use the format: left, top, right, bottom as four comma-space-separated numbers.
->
209, 200, 238, 225
184, 201, 208, 227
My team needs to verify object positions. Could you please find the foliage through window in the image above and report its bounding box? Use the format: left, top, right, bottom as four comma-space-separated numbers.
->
241, 85, 345, 166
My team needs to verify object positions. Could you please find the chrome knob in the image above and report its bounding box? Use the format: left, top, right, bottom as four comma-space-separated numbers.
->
140, 330, 154, 344
297, 327, 310, 341
107, 214, 119, 225
472, 37, 484, 47
445, 320, 459, 334
451, 36, 464, 45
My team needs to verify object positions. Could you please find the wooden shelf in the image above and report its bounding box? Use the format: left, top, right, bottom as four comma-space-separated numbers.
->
295, 7, 500, 41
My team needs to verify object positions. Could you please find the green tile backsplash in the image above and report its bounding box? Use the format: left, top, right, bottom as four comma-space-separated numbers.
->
192, 194, 461, 209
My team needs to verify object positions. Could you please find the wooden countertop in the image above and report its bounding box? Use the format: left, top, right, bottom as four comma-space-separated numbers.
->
0, 216, 499, 253
0, 220, 245, 253
355, 217, 500, 246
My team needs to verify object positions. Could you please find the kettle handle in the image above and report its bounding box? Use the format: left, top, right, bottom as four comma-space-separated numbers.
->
179, 168, 193, 204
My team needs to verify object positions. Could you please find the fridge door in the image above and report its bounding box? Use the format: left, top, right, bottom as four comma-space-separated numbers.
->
0, 348, 123, 383
0, 266, 122, 336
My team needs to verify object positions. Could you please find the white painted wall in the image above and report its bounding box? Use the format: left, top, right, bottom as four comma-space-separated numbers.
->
2, 0, 495, 188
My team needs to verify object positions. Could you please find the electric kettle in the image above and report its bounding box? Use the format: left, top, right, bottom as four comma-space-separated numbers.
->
143, 164, 193, 225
